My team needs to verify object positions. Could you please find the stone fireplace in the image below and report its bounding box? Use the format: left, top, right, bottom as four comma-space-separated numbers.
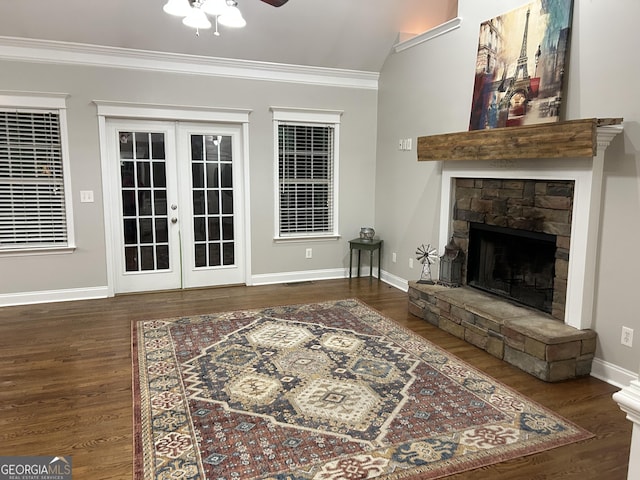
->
408, 119, 623, 381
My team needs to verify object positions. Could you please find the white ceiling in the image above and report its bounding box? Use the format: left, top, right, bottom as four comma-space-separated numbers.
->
0, 0, 457, 72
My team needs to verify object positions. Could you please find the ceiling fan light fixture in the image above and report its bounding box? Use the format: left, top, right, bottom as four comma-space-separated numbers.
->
165, 0, 255, 36
182, 4, 212, 29
163, 0, 192, 17
218, 3, 246, 28
202, 0, 230, 16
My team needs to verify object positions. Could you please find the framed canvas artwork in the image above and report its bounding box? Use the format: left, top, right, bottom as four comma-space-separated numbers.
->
469, 0, 574, 130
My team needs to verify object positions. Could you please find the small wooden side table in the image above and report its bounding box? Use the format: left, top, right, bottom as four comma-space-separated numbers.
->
348, 238, 383, 280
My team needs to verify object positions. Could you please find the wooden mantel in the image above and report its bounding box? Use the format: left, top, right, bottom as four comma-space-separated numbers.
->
417, 118, 622, 162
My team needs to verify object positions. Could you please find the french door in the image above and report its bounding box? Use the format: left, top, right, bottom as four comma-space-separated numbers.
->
106, 119, 245, 293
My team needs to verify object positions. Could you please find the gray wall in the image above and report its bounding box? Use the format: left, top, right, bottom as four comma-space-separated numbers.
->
375, 0, 640, 376
0, 60, 378, 294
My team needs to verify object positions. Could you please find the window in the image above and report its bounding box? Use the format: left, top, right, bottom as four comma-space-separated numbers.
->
272, 108, 342, 239
0, 93, 74, 253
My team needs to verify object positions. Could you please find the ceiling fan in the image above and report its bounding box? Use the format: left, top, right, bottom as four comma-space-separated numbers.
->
260, 0, 289, 6
164, 0, 290, 34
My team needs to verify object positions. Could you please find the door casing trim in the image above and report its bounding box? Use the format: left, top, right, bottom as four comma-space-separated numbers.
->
95, 101, 252, 297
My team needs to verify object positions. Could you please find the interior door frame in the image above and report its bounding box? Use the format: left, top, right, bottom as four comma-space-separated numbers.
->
95, 101, 253, 297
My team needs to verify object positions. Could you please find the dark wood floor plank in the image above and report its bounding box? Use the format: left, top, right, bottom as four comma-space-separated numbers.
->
0, 279, 631, 479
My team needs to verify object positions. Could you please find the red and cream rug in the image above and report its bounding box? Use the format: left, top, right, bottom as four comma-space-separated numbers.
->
132, 299, 592, 479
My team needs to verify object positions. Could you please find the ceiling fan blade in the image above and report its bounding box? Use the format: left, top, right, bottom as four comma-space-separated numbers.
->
260, 0, 289, 6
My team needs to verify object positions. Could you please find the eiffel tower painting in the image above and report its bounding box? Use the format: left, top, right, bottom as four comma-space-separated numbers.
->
469, 0, 574, 131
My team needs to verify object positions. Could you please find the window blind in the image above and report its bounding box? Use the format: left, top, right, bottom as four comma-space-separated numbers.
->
0, 110, 68, 248
278, 123, 334, 236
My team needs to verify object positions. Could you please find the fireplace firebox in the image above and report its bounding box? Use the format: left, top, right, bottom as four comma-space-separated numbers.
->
467, 222, 556, 313
450, 177, 575, 321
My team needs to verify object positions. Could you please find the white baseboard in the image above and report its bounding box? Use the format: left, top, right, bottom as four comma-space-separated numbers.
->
251, 268, 409, 293
251, 268, 346, 286
591, 357, 639, 389
0, 271, 405, 307
0, 286, 109, 307
380, 270, 409, 292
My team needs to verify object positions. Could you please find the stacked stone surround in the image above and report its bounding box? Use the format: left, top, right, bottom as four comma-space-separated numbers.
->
452, 178, 574, 321
408, 281, 597, 382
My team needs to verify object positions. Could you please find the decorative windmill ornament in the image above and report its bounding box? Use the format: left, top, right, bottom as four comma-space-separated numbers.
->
416, 244, 438, 284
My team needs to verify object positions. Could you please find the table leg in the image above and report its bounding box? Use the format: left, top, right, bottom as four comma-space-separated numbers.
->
378, 245, 382, 280
369, 250, 373, 279
357, 250, 361, 277
349, 247, 353, 278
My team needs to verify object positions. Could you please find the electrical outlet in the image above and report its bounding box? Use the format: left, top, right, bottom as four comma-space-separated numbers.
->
392, 252, 397, 263
409, 258, 414, 269
305, 248, 312, 259
621, 326, 634, 347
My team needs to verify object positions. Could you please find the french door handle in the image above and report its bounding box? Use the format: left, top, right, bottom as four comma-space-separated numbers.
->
171, 204, 178, 210
171, 217, 178, 224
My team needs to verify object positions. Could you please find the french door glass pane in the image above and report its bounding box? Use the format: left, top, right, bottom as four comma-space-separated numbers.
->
194, 217, 206, 242
123, 219, 137, 244
221, 190, 233, 214
209, 243, 220, 267
157, 245, 170, 269
206, 164, 218, 187
122, 191, 136, 216
138, 190, 152, 215
119, 131, 170, 272
191, 134, 235, 268
151, 133, 165, 159
193, 190, 205, 215
154, 191, 167, 215
140, 246, 155, 270
208, 218, 220, 241
153, 162, 166, 187
195, 244, 206, 268
207, 191, 219, 214
223, 242, 234, 265
192, 163, 204, 188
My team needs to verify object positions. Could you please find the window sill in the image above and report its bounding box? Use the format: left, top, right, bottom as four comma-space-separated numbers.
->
0, 245, 76, 257
274, 235, 341, 243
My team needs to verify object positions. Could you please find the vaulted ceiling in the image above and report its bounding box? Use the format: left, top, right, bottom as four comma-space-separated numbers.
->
0, 0, 457, 72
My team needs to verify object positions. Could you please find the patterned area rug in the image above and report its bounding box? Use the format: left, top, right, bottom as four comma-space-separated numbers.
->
132, 299, 592, 479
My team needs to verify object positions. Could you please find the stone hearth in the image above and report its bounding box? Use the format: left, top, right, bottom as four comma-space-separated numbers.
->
408, 281, 596, 382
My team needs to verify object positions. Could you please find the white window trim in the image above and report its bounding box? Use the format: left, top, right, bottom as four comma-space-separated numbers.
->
270, 107, 342, 241
0, 91, 75, 256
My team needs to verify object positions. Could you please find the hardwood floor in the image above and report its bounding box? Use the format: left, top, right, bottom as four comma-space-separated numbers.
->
0, 279, 631, 479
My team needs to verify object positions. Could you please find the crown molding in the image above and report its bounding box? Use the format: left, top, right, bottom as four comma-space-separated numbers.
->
0, 36, 379, 90
394, 17, 463, 53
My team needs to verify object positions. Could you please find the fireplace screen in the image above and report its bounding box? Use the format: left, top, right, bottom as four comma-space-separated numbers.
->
467, 222, 556, 313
